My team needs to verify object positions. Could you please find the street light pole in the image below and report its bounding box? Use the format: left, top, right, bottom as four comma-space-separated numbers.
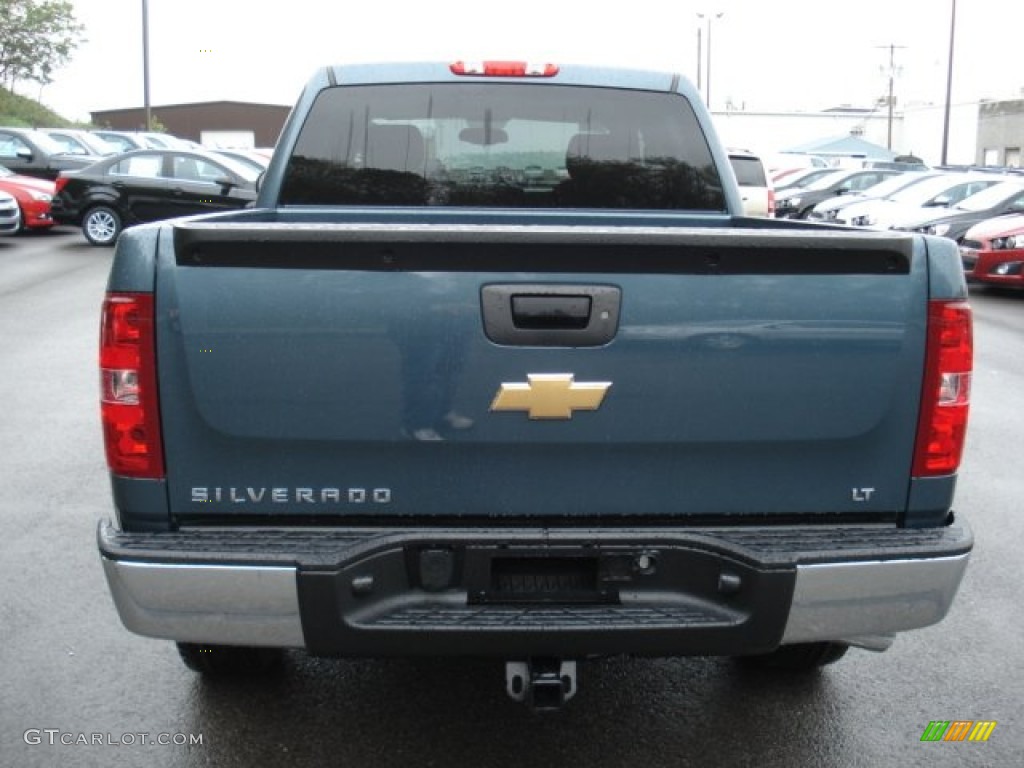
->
941, 0, 957, 165
142, 0, 152, 131
696, 25, 702, 93
886, 45, 894, 149
704, 11, 724, 110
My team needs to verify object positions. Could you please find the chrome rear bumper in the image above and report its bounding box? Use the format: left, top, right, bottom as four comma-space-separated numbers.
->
99, 519, 972, 654
781, 554, 969, 645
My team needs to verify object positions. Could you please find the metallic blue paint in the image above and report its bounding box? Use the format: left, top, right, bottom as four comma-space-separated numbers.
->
151, 226, 934, 520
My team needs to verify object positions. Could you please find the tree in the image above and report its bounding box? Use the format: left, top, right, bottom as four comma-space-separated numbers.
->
0, 0, 85, 92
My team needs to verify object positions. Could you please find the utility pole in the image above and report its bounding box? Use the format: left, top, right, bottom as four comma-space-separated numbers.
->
941, 0, 957, 165
876, 44, 906, 150
698, 11, 724, 110
696, 25, 702, 93
142, 0, 152, 131
706, 14, 714, 109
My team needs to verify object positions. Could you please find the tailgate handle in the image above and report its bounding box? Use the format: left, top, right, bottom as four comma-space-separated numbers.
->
482, 284, 621, 347
511, 295, 591, 330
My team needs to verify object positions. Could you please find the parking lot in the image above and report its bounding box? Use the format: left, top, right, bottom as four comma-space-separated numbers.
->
1, 227, 1022, 767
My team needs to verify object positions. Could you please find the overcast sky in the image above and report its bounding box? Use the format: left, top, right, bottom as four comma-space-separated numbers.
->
33, 0, 1024, 123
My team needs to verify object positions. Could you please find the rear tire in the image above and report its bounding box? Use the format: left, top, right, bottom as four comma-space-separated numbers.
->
735, 642, 849, 671
176, 642, 284, 677
82, 205, 121, 246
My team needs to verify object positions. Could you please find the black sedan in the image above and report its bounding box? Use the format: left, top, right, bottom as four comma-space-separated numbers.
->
0, 127, 101, 180
773, 168, 905, 219
52, 149, 260, 245
895, 180, 1024, 243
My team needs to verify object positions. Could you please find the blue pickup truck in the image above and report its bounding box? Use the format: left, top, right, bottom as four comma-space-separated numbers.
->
97, 61, 973, 709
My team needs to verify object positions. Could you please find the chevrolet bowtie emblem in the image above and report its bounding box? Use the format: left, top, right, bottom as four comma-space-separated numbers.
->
490, 374, 612, 420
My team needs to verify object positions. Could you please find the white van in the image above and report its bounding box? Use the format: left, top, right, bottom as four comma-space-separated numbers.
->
728, 149, 775, 217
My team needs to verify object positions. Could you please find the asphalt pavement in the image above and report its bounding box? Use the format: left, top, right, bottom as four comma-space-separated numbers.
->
1, 228, 1021, 767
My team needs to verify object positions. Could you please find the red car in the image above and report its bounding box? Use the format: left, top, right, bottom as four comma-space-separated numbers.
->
0, 165, 55, 231
960, 214, 1024, 288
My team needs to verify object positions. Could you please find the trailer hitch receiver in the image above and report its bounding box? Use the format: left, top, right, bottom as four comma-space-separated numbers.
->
505, 659, 578, 711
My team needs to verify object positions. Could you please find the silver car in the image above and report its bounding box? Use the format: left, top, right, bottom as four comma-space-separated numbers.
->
0, 190, 21, 235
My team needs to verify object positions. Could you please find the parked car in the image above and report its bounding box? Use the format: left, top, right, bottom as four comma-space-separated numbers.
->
807, 171, 945, 222
40, 128, 118, 157
774, 168, 905, 218
209, 148, 271, 175
0, 190, 19, 235
91, 130, 189, 153
52, 148, 261, 245
834, 173, 1002, 229
0, 165, 55, 231
765, 153, 828, 183
728, 149, 774, 217
771, 166, 838, 191
959, 214, 1024, 288
137, 132, 190, 149
90, 130, 147, 153
862, 158, 929, 172
0, 127, 101, 180
895, 180, 1024, 242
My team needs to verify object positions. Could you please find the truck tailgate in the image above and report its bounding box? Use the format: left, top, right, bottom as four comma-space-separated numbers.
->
157, 222, 926, 521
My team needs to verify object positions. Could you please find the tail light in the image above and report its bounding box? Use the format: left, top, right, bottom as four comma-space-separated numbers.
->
768, 188, 776, 217
100, 293, 164, 478
54, 176, 70, 195
450, 61, 559, 77
912, 300, 972, 477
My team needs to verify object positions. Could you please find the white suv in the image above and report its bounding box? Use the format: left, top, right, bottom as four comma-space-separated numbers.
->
728, 149, 774, 217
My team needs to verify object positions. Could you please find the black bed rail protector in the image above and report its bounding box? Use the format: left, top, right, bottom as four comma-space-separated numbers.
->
172, 223, 913, 275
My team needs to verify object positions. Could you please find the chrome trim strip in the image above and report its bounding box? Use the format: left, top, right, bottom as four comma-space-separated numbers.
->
101, 558, 304, 647
782, 554, 970, 645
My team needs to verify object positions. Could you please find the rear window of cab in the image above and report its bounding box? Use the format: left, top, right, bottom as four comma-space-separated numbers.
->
280, 83, 726, 211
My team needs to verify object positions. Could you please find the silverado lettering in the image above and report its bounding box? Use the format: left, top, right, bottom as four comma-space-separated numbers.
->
96, 60, 973, 711
191, 487, 392, 504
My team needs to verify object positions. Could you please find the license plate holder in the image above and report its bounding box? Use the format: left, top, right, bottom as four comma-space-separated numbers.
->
474, 554, 615, 604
